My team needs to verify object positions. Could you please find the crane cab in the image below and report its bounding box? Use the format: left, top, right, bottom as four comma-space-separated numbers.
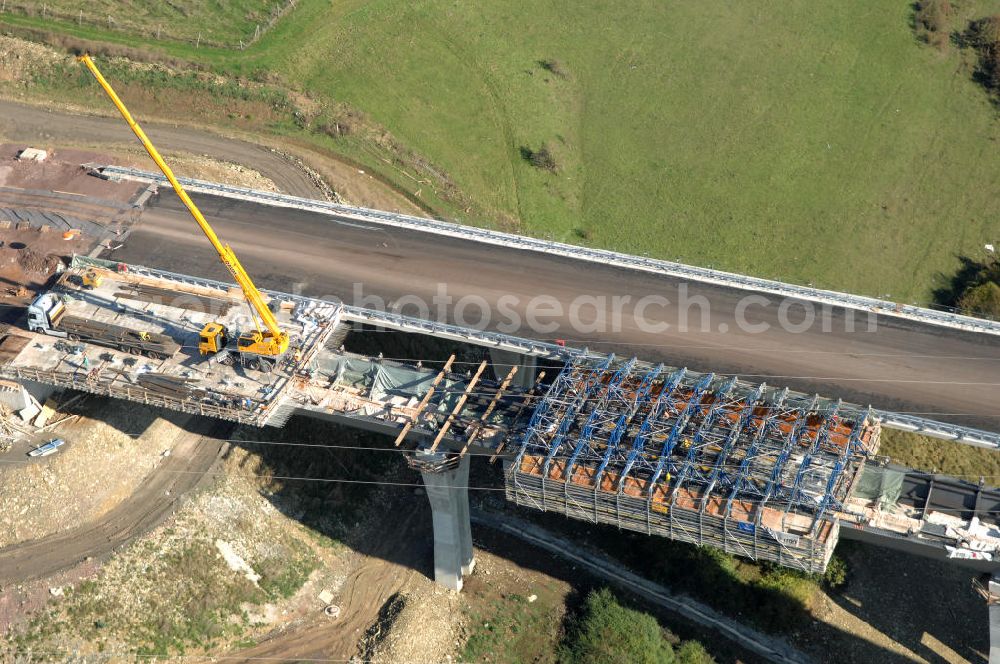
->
199, 322, 228, 355
237, 329, 290, 357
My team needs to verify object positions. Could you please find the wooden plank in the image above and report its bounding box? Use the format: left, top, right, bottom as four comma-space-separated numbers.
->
393, 354, 455, 447
429, 360, 488, 452
460, 365, 518, 455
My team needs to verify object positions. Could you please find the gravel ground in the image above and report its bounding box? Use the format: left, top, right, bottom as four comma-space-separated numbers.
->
0, 400, 196, 548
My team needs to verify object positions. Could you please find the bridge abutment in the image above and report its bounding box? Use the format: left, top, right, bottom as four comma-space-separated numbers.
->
415, 448, 475, 591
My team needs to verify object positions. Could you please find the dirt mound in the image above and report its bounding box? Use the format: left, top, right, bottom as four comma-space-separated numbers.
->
16, 248, 61, 275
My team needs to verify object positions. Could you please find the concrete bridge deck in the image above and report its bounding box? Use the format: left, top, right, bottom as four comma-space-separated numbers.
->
0, 256, 996, 584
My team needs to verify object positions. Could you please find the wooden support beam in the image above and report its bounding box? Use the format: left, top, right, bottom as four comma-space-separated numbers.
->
460, 365, 519, 455
429, 360, 488, 452
394, 354, 455, 447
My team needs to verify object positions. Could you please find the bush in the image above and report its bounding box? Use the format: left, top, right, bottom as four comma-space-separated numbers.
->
522, 144, 558, 172
959, 280, 1000, 318
559, 588, 714, 664
915, 0, 952, 35
914, 0, 953, 48
539, 58, 570, 79
676, 641, 715, 664
963, 15, 1000, 90
823, 554, 849, 588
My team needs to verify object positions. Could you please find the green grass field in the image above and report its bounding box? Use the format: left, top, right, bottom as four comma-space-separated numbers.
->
4, 1, 1000, 303
246, 0, 1000, 303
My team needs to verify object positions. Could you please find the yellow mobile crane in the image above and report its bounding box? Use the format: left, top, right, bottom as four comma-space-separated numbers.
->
78, 55, 290, 372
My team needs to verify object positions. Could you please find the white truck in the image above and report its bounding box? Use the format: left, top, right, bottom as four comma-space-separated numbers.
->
27, 293, 180, 360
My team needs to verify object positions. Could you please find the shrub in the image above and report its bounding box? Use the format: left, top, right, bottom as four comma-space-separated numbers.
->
560, 588, 675, 664
676, 641, 715, 664
559, 588, 714, 664
963, 15, 1000, 90
914, 0, 953, 48
959, 280, 1000, 318
539, 58, 570, 79
823, 554, 849, 588
522, 144, 558, 171
915, 0, 953, 35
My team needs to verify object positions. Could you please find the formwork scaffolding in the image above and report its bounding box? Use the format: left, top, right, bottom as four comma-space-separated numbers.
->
505, 357, 881, 572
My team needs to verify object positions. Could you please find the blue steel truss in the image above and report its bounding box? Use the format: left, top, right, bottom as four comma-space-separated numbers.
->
540, 355, 616, 475
623, 368, 689, 491
510, 356, 877, 540
590, 363, 667, 487
697, 382, 766, 507
668, 375, 738, 500
562, 358, 637, 481
785, 399, 842, 509
723, 387, 788, 517
757, 394, 818, 513
810, 407, 874, 526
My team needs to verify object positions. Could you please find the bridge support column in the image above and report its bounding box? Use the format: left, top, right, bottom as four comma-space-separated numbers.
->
488, 349, 537, 390
416, 449, 474, 591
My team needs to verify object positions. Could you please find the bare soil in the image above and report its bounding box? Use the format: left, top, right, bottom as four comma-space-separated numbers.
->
0, 144, 143, 205
0, 400, 222, 557
0, 226, 90, 306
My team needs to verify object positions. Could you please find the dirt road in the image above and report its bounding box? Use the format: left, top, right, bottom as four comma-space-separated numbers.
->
229, 492, 432, 662
0, 99, 323, 199
0, 417, 228, 586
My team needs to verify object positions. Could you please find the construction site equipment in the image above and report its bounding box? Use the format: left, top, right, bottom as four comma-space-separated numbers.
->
73, 269, 103, 289
77, 55, 290, 372
27, 292, 179, 359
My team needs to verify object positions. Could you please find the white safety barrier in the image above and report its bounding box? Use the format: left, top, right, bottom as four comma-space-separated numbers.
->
103, 165, 1000, 338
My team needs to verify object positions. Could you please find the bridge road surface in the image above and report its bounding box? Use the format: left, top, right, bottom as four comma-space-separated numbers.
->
110, 192, 1000, 432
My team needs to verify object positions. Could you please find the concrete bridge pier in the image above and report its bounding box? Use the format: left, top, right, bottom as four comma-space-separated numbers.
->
488, 349, 537, 390
415, 448, 474, 591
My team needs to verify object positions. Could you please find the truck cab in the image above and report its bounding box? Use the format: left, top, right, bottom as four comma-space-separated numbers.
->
27, 294, 65, 335
198, 322, 229, 355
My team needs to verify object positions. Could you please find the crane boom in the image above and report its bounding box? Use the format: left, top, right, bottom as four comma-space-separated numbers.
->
77, 55, 288, 358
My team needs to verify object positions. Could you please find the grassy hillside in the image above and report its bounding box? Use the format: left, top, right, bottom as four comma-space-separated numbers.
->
4, 0, 1000, 302
239, 0, 1000, 302
2, 0, 281, 45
